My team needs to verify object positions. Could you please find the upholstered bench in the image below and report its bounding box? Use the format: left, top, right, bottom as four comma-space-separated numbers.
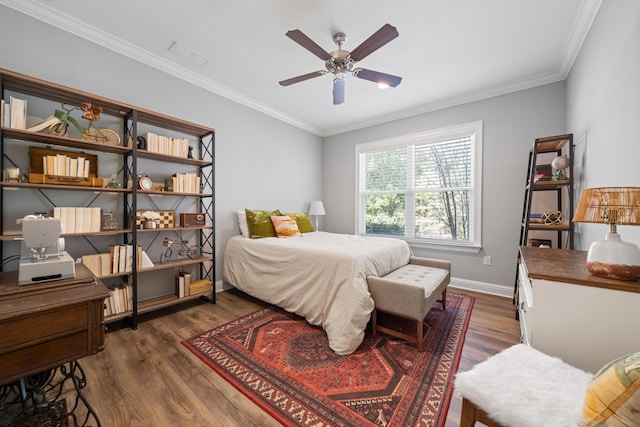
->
367, 256, 450, 351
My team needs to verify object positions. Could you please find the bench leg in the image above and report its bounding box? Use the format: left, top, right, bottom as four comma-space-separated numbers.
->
460, 397, 504, 427
416, 320, 424, 352
372, 309, 377, 335
460, 398, 478, 427
441, 288, 447, 311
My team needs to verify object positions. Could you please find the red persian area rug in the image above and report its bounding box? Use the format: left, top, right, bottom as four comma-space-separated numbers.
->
182, 292, 474, 427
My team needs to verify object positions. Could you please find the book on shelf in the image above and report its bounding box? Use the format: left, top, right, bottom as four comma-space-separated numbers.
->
82, 254, 102, 277
534, 164, 553, 182
9, 96, 26, 130
100, 253, 112, 276
118, 244, 127, 273
51, 207, 101, 233
145, 132, 190, 158
175, 274, 185, 298
42, 154, 91, 178
175, 272, 191, 298
104, 282, 133, 317
108, 244, 143, 274
171, 173, 200, 193
74, 207, 84, 233
25, 115, 60, 133
109, 245, 120, 274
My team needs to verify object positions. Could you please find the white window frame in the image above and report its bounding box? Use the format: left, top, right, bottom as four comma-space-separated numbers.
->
355, 121, 483, 253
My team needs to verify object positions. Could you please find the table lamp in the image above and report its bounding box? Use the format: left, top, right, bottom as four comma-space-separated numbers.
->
308, 201, 325, 231
572, 187, 640, 281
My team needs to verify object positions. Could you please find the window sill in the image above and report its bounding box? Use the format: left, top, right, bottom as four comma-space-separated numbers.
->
406, 238, 482, 254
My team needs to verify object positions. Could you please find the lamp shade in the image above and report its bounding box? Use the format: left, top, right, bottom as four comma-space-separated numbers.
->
308, 201, 326, 216
573, 187, 640, 281
573, 187, 640, 225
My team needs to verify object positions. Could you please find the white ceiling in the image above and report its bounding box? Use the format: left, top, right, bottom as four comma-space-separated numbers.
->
2, 0, 601, 137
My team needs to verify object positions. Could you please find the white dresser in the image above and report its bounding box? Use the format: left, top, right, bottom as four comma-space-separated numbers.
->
518, 246, 640, 373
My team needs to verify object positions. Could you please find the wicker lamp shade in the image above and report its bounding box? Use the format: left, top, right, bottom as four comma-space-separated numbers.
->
573, 187, 640, 281
573, 187, 640, 226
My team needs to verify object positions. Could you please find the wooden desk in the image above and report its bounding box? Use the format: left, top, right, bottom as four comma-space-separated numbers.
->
518, 246, 640, 373
0, 263, 109, 385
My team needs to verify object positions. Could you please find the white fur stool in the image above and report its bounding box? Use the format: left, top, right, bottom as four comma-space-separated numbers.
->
454, 344, 593, 427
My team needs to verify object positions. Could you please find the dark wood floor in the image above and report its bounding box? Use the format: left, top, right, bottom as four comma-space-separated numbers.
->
76, 288, 520, 426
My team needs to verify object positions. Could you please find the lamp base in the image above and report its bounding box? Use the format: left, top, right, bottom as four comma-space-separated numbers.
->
586, 232, 640, 281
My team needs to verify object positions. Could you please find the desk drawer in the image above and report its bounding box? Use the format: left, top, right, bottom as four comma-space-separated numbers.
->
0, 332, 88, 385
0, 304, 88, 351
0, 301, 106, 385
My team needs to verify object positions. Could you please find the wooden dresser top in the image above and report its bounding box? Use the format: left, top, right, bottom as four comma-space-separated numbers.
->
519, 246, 640, 293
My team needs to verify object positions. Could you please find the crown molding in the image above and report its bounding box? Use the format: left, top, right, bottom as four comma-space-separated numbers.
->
322, 70, 566, 137
324, 0, 603, 137
557, 0, 603, 77
0, 0, 323, 136
1, 0, 602, 139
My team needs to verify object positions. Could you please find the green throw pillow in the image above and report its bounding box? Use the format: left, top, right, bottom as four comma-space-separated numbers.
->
284, 212, 315, 233
245, 209, 281, 238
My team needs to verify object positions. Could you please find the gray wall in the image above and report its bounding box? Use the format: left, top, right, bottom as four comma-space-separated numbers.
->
566, 0, 640, 249
0, 7, 323, 289
4, 1, 637, 297
323, 82, 567, 293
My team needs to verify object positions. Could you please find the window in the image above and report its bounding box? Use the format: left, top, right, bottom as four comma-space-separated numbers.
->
356, 121, 482, 251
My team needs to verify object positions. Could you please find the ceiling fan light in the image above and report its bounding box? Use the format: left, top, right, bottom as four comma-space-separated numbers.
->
333, 78, 345, 105
378, 82, 390, 89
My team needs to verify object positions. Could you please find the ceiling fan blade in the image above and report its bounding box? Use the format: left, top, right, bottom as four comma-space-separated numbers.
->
333, 78, 345, 105
279, 71, 326, 86
349, 24, 399, 62
353, 68, 402, 87
286, 29, 332, 61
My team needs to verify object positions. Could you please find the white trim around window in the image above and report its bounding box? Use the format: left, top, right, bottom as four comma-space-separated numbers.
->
355, 121, 483, 253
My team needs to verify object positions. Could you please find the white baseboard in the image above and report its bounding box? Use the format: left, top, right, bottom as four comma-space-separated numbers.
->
217, 278, 513, 299
216, 280, 232, 293
449, 277, 513, 298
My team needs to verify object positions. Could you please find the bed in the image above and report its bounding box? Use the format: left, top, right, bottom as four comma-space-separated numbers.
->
223, 231, 412, 355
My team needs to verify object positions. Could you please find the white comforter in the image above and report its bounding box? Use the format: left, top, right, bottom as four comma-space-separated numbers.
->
223, 232, 411, 355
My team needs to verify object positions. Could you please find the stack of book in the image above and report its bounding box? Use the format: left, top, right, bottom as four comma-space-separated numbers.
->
109, 244, 143, 274
82, 246, 151, 277
104, 283, 133, 316
534, 164, 553, 182
175, 272, 191, 298
145, 132, 190, 158
51, 207, 102, 233
529, 213, 544, 224
42, 153, 91, 178
1, 96, 27, 129
170, 173, 200, 193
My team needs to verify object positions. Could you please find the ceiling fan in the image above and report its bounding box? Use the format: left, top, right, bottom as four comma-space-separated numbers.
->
279, 23, 402, 105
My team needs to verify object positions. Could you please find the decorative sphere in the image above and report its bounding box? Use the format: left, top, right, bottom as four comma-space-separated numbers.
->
552, 155, 570, 171
542, 210, 563, 224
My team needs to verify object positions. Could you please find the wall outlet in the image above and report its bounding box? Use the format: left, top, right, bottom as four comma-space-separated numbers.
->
483, 255, 492, 266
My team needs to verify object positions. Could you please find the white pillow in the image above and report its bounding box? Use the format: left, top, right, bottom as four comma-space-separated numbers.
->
236, 210, 249, 237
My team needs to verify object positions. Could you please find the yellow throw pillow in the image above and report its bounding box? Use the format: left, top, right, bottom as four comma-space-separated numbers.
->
283, 212, 315, 233
245, 209, 281, 239
270, 215, 301, 238
582, 352, 640, 426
